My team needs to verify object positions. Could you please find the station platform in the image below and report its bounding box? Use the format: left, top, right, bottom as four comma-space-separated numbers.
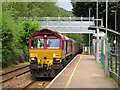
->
46, 54, 115, 88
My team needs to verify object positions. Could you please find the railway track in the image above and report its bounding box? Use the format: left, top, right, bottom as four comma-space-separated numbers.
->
22, 80, 36, 89
1, 65, 30, 84
22, 79, 51, 89
1, 64, 51, 88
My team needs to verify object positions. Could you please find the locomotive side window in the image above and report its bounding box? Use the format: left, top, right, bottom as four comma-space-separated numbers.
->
31, 39, 44, 49
66, 41, 67, 54
71, 42, 73, 52
47, 39, 60, 49
62, 40, 64, 49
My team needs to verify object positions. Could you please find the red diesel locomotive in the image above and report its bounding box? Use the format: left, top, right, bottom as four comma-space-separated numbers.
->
29, 29, 82, 77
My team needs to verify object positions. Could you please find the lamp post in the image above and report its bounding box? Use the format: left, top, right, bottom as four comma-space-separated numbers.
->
89, 8, 91, 55
111, 10, 117, 52
89, 8, 91, 21
106, 0, 108, 36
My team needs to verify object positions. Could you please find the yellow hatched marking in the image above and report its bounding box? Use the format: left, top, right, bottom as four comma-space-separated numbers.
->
92, 74, 104, 77
65, 55, 82, 89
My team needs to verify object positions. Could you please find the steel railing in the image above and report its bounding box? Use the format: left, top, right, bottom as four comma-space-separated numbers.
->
107, 51, 120, 86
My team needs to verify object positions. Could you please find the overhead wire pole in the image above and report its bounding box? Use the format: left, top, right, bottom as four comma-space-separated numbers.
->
115, 11, 117, 53
96, 0, 99, 63
115, 11, 117, 51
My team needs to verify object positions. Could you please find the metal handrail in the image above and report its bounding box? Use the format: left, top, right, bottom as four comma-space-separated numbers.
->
108, 51, 120, 85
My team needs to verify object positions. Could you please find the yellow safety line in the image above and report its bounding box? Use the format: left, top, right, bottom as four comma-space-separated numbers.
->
65, 55, 82, 89
46, 55, 79, 88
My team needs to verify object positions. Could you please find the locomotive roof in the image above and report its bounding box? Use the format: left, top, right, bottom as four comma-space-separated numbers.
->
30, 29, 77, 42
30, 29, 62, 39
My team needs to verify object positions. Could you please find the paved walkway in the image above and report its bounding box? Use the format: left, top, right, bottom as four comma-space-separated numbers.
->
46, 54, 115, 88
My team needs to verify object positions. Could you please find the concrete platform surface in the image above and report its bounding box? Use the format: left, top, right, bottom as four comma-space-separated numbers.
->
46, 54, 115, 88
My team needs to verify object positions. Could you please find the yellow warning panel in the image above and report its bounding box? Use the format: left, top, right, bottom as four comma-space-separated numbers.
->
103, 40, 105, 55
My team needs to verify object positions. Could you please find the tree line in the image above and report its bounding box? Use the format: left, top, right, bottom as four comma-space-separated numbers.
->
2, 2, 75, 68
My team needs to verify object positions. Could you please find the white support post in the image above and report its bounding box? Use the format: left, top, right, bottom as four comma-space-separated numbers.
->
89, 33, 91, 55
104, 0, 108, 77
96, 0, 99, 63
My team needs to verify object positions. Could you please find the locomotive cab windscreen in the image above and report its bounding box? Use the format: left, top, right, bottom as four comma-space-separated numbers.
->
31, 38, 44, 49
30, 38, 61, 49
47, 39, 60, 49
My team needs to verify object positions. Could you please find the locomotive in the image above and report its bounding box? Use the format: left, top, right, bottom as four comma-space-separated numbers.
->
29, 29, 82, 77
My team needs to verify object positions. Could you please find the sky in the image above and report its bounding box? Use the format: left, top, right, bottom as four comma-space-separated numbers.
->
56, 0, 73, 11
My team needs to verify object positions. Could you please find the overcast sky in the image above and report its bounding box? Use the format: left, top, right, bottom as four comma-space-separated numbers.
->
56, 0, 73, 11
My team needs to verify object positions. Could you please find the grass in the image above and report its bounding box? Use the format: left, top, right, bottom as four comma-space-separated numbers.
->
110, 77, 118, 88
111, 64, 119, 75
2, 61, 30, 71
99, 63, 104, 69
15, 62, 29, 66
99, 63, 119, 88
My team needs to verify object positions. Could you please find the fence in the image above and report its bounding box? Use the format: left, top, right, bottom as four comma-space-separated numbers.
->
101, 37, 120, 86
107, 51, 120, 86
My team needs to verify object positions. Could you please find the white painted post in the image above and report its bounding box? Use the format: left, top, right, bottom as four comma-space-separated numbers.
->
96, 0, 99, 63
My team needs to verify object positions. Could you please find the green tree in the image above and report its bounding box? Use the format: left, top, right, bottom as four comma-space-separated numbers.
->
58, 8, 74, 17
2, 11, 15, 67
2, 2, 63, 18
18, 19, 40, 61
110, 36, 114, 48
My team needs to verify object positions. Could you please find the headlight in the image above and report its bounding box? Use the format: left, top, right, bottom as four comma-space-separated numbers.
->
53, 58, 60, 62
31, 57, 35, 61
56, 58, 60, 61
31, 57, 37, 61
53, 54, 56, 57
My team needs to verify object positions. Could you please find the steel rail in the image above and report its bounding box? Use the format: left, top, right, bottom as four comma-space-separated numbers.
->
1, 65, 29, 76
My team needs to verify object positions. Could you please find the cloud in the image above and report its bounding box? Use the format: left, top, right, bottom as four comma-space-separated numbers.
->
56, 0, 73, 11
